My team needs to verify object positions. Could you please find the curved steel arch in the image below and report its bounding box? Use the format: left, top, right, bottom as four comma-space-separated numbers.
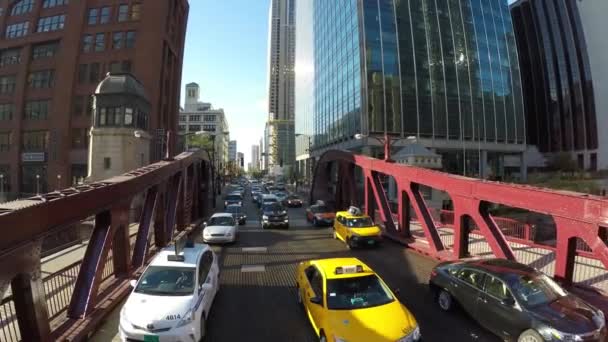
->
311, 149, 608, 286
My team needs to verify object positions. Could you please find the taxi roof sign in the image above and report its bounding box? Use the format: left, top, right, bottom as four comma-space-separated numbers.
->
167, 231, 192, 262
335, 265, 363, 275
347, 206, 362, 216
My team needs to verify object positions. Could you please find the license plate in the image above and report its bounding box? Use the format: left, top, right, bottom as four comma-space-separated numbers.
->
144, 336, 159, 342
367, 240, 375, 245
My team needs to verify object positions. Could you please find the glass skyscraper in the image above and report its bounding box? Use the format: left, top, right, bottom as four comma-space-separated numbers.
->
296, 0, 526, 177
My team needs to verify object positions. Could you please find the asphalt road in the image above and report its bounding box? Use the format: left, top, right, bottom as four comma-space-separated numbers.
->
92, 189, 500, 342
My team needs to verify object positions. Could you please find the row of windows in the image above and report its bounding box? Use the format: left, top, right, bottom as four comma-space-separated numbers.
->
8, 0, 67, 16
82, 31, 136, 53
0, 41, 59, 68
0, 101, 50, 121
28, 69, 54, 88
6, 21, 29, 38
0, 128, 90, 155
96, 106, 148, 130
78, 60, 131, 85
87, 3, 140, 26
36, 14, 65, 32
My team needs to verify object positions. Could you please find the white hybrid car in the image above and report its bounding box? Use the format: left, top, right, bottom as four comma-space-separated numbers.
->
119, 243, 219, 342
202, 213, 238, 243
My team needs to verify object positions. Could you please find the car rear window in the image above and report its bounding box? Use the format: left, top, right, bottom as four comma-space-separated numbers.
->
226, 195, 242, 201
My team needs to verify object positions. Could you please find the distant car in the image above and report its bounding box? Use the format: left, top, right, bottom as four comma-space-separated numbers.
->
225, 204, 247, 225
202, 213, 238, 243
120, 241, 219, 342
275, 192, 288, 203
284, 194, 303, 207
429, 258, 606, 342
306, 203, 335, 226
258, 194, 278, 208
333, 207, 382, 248
224, 193, 243, 208
260, 202, 289, 229
296, 257, 421, 342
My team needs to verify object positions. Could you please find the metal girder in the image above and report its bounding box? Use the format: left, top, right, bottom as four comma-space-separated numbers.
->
311, 149, 608, 285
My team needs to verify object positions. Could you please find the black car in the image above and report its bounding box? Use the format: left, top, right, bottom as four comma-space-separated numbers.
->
429, 258, 606, 342
260, 202, 289, 229
225, 204, 247, 225
283, 194, 303, 208
224, 193, 243, 208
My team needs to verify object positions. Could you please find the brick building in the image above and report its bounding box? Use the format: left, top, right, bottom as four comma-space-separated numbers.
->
0, 0, 188, 198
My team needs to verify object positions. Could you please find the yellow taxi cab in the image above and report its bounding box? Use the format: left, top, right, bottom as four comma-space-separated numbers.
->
333, 207, 382, 249
296, 258, 421, 342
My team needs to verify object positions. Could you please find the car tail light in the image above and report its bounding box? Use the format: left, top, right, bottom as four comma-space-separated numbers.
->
430, 269, 437, 277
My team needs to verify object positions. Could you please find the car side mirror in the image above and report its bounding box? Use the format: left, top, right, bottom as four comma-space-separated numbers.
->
129, 279, 137, 288
501, 297, 515, 306
310, 296, 322, 305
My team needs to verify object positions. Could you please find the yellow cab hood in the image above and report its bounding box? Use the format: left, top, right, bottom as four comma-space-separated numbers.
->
350, 225, 382, 237
327, 301, 417, 341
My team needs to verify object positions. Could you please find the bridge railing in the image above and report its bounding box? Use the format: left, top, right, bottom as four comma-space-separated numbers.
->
0, 150, 212, 341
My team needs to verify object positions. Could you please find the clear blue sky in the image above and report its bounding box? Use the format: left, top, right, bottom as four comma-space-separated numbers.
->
180, 0, 270, 167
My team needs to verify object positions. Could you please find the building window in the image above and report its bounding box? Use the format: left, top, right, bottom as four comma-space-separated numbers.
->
36, 15, 66, 33
179, 115, 186, 122
32, 41, 59, 60
43, 0, 69, 9
118, 4, 129, 22
10, 0, 33, 16
103, 157, 111, 170
5, 21, 29, 38
71, 164, 87, 186
0, 104, 13, 121
0, 165, 11, 193
100, 7, 111, 24
189, 115, 201, 122
125, 31, 136, 48
124, 107, 133, 126
71, 128, 88, 149
112, 32, 124, 49
82, 34, 93, 52
24, 100, 50, 120
87, 8, 98, 25
131, 3, 141, 20
73, 95, 83, 116
204, 115, 216, 122
77, 64, 87, 84
178, 125, 186, 131
590, 153, 598, 172
22, 130, 49, 151
89, 63, 100, 83
94, 33, 105, 52
98, 108, 106, 125
203, 125, 215, 132
0, 75, 16, 94
189, 125, 201, 132
28, 70, 55, 88
86, 96, 94, 116
0, 132, 10, 151
0, 48, 20, 66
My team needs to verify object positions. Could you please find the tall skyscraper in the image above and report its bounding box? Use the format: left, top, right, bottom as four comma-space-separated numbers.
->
511, 0, 606, 171
251, 144, 260, 171
228, 141, 237, 162
0, 0, 189, 198
296, 0, 525, 179
266, 0, 295, 173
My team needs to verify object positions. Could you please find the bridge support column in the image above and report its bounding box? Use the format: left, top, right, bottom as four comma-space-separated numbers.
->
164, 173, 183, 239
132, 186, 158, 268
397, 188, 411, 238
112, 203, 132, 278
406, 183, 445, 254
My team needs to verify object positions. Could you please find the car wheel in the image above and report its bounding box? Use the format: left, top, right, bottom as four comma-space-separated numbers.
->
346, 237, 354, 249
332, 229, 337, 239
518, 330, 544, 342
437, 289, 453, 311
296, 286, 303, 308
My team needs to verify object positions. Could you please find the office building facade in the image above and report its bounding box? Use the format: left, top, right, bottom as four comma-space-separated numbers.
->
179, 83, 230, 168
251, 144, 260, 171
228, 140, 236, 161
296, 0, 525, 179
511, 0, 607, 170
266, 0, 295, 173
0, 0, 188, 199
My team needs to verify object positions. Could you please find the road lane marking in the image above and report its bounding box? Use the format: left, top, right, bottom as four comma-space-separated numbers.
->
241, 265, 266, 273
242, 247, 267, 252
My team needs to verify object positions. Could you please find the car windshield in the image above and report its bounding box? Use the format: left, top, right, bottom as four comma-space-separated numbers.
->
509, 274, 567, 307
326, 275, 394, 310
288, 195, 299, 199
346, 217, 373, 227
134, 266, 195, 296
263, 203, 284, 212
208, 216, 235, 226
225, 206, 241, 214
226, 195, 242, 201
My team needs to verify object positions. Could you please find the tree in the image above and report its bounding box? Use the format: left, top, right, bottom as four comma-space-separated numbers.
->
547, 152, 578, 173
187, 134, 214, 151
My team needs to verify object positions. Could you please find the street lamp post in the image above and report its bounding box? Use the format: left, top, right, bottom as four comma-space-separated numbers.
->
354, 133, 404, 163
56, 174, 62, 190
0, 174, 5, 201
36, 174, 40, 195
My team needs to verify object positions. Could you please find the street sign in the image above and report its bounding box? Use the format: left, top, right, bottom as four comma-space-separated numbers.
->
21, 152, 46, 162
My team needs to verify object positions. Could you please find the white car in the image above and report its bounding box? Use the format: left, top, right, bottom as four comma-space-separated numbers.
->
202, 213, 238, 243
119, 242, 219, 342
